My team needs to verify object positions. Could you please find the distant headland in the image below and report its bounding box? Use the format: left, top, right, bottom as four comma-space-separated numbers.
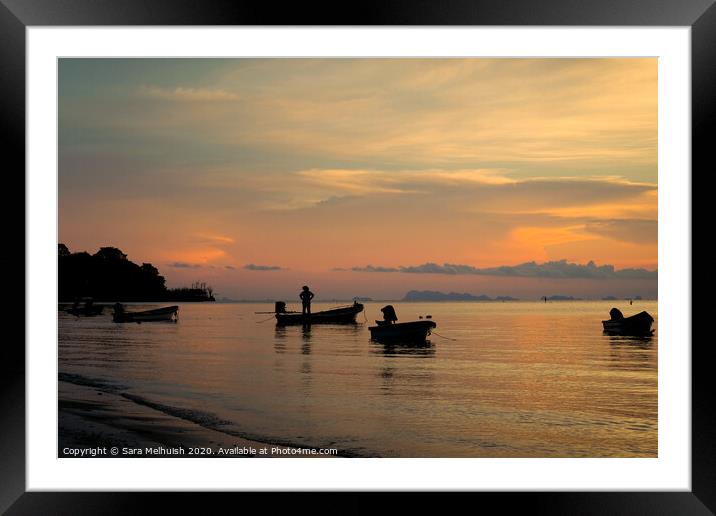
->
58, 244, 215, 302
402, 290, 519, 302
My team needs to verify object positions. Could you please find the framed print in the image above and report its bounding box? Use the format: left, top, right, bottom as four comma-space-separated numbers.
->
3, 0, 711, 513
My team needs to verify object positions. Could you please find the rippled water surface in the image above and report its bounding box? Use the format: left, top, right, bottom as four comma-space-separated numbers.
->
59, 301, 657, 457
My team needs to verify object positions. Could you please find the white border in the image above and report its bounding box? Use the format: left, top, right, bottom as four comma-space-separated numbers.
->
27, 27, 691, 491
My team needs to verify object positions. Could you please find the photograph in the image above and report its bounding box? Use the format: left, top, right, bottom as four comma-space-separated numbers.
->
57, 57, 659, 459
0, 0, 709, 506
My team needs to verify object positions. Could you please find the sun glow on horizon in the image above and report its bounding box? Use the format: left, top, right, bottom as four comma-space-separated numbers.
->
59, 58, 657, 299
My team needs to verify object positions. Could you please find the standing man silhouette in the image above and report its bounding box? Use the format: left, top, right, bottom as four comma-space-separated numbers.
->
300, 285, 315, 316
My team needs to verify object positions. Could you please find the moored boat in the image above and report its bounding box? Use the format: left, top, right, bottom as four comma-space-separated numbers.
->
275, 301, 364, 325
369, 320, 437, 343
112, 304, 179, 323
66, 305, 104, 317
65, 297, 104, 317
602, 308, 654, 336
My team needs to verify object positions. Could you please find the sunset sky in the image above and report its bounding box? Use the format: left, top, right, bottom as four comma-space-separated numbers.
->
59, 58, 657, 300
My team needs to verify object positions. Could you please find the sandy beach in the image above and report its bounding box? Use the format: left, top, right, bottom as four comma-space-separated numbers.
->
59, 380, 327, 458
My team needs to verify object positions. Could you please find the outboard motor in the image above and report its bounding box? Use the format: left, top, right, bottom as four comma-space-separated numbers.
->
275, 301, 287, 314
380, 305, 398, 323
609, 307, 624, 320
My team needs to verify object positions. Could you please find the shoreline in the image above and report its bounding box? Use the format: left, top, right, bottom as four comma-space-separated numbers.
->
59, 380, 329, 458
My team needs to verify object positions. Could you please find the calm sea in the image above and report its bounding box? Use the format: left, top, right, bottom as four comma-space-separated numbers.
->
58, 300, 657, 457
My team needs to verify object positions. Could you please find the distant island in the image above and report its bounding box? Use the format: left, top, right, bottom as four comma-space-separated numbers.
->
58, 244, 215, 302
603, 295, 644, 301
544, 295, 582, 301
402, 290, 519, 302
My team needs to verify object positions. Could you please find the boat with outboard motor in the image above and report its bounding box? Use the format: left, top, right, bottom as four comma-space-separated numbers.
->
602, 308, 654, 336
368, 304, 437, 343
369, 319, 436, 343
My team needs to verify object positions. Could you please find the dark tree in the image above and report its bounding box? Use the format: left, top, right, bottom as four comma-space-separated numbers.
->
140, 263, 160, 277
94, 247, 127, 261
58, 245, 214, 302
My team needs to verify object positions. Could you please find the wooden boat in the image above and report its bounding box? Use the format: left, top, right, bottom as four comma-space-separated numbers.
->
369, 320, 437, 343
275, 302, 364, 325
64, 297, 104, 317
113, 305, 179, 323
602, 309, 654, 336
66, 305, 104, 317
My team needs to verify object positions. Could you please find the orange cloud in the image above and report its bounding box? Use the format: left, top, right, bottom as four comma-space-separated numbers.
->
163, 247, 227, 265
60, 58, 658, 298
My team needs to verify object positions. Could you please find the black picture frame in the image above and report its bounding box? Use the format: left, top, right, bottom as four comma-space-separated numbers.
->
2, 0, 710, 513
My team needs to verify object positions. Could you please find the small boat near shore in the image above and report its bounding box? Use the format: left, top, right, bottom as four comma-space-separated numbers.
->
602, 308, 654, 336
64, 297, 104, 317
66, 305, 104, 317
369, 320, 437, 343
274, 301, 364, 325
112, 304, 179, 323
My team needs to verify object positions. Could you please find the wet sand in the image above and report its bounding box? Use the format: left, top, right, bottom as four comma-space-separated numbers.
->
59, 381, 320, 458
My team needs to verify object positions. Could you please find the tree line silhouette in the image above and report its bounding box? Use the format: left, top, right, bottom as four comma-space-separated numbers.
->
58, 244, 215, 302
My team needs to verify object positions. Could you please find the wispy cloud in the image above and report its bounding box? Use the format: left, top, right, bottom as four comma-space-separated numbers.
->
194, 233, 236, 245
584, 219, 657, 244
291, 169, 655, 211
167, 261, 202, 269
244, 263, 283, 271
296, 168, 514, 195
139, 85, 241, 102
349, 260, 657, 279
350, 265, 401, 273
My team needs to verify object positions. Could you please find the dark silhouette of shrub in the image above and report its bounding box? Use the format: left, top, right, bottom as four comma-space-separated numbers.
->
58, 244, 214, 302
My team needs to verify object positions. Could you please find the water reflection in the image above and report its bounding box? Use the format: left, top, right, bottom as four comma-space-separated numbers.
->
300, 325, 312, 390
605, 334, 655, 370
273, 322, 366, 355
606, 334, 654, 349
379, 365, 397, 392
60, 301, 658, 458
301, 324, 312, 355
273, 326, 287, 354
369, 340, 436, 358
59, 311, 174, 371
300, 358, 312, 377
380, 365, 396, 379
376, 358, 436, 397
